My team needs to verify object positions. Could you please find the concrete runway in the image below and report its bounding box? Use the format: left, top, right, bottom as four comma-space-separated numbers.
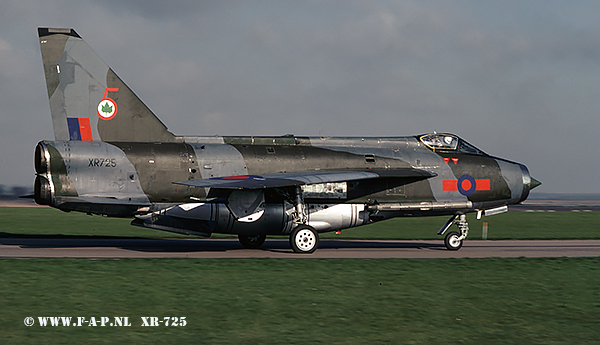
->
1, 237, 599, 259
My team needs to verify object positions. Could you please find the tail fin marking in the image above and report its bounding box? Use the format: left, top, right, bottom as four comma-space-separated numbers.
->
38, 27, 176, 142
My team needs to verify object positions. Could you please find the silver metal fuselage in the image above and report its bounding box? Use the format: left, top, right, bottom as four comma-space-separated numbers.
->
34, 134, 533, 236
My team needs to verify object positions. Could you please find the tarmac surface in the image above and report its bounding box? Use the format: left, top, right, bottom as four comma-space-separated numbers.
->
1, 238, 599, 259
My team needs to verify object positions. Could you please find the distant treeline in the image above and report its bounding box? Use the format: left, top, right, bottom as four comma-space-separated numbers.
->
0, 185, 33, 199
529, 192, 600, 200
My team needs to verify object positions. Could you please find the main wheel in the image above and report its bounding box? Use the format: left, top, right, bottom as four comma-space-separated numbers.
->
289, 226, 319, 254
444, 231, 463, 251
238, 234, 266, 249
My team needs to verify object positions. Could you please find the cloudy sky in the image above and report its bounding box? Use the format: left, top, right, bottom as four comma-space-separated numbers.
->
1, 0, 599, 193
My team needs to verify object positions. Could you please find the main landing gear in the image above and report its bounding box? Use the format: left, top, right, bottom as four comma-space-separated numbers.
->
238, 234, 266, 249
438, 214, 469, 251
290, 225, 319, 253
289, 186, 319, 254
235, 186, 320, 253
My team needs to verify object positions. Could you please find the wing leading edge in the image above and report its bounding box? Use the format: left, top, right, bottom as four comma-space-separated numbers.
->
173, 168, 435, 190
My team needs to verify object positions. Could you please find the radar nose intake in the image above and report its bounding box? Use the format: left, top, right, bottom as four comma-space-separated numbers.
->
530, 177, 542, 190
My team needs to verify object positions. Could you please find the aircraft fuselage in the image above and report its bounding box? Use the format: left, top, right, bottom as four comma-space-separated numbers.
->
35, 134, 533, 238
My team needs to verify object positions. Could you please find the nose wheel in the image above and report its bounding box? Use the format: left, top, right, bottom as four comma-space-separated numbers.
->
444, 231, 463, 251
438, 214, 469, 251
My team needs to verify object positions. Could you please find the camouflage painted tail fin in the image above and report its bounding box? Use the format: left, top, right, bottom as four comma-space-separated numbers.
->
38, 28, 176, 142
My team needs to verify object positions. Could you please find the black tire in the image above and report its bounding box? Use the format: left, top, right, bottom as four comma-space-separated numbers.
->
444, 231, 463, 251
289, 226, 319, 254
238, 234, 266, 249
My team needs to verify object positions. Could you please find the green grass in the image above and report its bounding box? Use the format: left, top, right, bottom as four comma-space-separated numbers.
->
0, 207, 185, 238
1, 258, 599, 344
1, 207, 599, 240
2, 208, 599, 343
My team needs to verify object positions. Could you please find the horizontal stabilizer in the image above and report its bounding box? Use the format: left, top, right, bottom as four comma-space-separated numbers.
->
174, 168, 435, 190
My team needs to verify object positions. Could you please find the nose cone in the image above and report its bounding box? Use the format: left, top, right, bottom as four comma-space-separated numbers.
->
517, 164, 540, 203
530, 177, 542, 190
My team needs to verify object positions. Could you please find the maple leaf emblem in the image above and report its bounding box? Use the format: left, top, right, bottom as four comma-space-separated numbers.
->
101, 102, 113, 114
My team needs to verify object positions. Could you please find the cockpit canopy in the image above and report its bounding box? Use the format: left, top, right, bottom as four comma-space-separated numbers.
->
419, 133, 487, 156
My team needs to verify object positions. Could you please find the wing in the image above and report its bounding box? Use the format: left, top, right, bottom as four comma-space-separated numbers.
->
173, 168, 435, 190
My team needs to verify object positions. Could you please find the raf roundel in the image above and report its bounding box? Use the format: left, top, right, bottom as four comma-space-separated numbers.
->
457, 174, 477, 196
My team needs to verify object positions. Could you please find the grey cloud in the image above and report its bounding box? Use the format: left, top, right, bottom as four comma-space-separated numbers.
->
93, 0, 239, 20
0, 0, 598, 193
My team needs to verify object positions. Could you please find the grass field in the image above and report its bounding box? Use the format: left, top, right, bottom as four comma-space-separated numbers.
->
1, 258, 599, 344
1, 207, 599, 240
2, 208, 599, 344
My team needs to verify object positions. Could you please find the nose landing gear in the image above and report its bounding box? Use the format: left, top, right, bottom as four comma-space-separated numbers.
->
438, 214, 469, 251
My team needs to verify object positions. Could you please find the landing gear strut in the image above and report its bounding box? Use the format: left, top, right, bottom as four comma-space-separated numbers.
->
438, 214, 469, 251
288, 186, 319, 253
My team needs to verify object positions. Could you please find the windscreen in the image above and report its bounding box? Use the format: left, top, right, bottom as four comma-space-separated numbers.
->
419, 133, 487, 155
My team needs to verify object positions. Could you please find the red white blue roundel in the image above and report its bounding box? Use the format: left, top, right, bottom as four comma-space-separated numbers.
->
457, 174, 477, 196
97, 99, 117, 120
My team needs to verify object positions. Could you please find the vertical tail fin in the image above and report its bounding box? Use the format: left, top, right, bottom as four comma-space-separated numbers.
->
38, 28, 176, 142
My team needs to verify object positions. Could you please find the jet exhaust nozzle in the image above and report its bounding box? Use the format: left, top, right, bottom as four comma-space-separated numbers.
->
33, 141, 54, 206
34, 175, 52, 205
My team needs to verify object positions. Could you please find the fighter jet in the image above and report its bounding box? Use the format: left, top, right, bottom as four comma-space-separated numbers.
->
34, 28, 541, 253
